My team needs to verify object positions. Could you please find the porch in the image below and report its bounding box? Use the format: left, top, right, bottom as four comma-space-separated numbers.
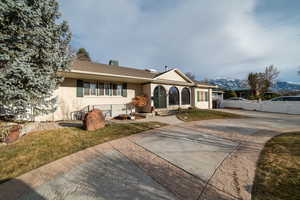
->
142, 83, 193, 114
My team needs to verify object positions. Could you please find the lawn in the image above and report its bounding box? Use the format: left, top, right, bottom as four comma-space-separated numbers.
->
176, 109, 243, 122
0, 122, 165, 183
252, 132, 300, 200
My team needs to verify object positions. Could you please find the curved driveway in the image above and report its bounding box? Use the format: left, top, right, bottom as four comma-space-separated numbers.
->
1, 110, 300, 200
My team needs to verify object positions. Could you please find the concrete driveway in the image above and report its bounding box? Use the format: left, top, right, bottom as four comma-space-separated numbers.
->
1, 110, 300, 200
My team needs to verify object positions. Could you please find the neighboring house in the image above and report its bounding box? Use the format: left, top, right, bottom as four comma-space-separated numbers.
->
212, 90, 224, 109
38, 60, 217, 121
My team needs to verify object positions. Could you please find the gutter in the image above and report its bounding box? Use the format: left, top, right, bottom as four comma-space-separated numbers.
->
63, 70, 154, 81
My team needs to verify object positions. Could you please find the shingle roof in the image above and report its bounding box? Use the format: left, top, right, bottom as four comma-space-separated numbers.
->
70, 60, 217, 88
71, 60, 158, 79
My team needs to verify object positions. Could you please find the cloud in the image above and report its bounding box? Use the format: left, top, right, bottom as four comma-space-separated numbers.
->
59, 0, 300, 81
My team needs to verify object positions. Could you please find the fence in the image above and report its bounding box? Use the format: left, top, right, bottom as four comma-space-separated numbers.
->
221, 100, 300, 115
71, 104, 135, 120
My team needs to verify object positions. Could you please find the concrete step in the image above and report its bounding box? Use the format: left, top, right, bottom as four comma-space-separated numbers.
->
155, 109, 179, 116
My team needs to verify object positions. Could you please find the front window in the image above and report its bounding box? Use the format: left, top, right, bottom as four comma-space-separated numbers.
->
80, 81, 125, 97
117, 84, 122, 96
90, 83, 97, 96
99, 83, 104, 96
181, 88, 191, 105
205, 92, 209, 102
197, 91, 209, 102
84, 82, 90, 96
105, 83, 111, 96
169, 86, 179, 105
112, 84, 117, 96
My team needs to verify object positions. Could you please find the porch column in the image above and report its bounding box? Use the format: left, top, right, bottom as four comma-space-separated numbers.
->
179, 87, 182, 107
166, 92, 169, 109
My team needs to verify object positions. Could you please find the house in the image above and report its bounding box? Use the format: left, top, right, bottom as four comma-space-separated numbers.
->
212, 89, 224, 108
37, 60, 217, 121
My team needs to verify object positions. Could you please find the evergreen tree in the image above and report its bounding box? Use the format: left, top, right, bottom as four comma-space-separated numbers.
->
224, 90, 237, 99
77, 48, 91, 61
0, 0, 72, 120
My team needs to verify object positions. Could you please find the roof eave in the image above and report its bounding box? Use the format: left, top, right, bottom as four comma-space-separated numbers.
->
195, 84, 218, 89
66, 69, 154, 81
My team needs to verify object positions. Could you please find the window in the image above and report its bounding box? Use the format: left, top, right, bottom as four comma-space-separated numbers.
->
98, 83, 104, 96
181, 88, 191, 105
169, 86, 179, 105
200, 92, 204, 101
197, 91, 209, 102
205, 92, 209, 102
117, 84, 122, 96
84, 82, 90, 96
79, 80, 126, 97
112, 84, 117, 96
90, 83, 97, 96
105, 83, 111, 96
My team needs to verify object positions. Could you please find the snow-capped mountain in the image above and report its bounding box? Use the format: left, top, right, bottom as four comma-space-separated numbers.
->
209, 78, 300, 91
208, 78, 248, 90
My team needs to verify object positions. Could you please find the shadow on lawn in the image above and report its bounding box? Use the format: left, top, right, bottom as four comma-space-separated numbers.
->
58, 121, 83, 128
0, 179, 45, 200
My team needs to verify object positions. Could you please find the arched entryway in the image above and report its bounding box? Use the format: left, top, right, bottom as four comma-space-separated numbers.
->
181, 87, 191, 105
153, 86, 167, 109
169, 86, 179, 106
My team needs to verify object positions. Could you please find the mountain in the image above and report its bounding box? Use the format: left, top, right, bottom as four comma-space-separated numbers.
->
274, 81, 300, 91
209, 78, 300, 92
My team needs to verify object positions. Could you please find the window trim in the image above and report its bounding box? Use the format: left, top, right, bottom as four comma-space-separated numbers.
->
79, 80, 126, 97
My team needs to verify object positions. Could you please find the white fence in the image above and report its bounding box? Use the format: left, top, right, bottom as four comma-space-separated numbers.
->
221, 100, 300, 115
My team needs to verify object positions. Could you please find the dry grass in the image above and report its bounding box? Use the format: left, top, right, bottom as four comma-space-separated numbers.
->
0, 122, 165, 183
176, 109, 243, 122
252, 132, 300, 200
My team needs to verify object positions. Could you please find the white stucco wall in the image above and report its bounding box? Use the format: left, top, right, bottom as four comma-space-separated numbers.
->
37, 78, 142, 121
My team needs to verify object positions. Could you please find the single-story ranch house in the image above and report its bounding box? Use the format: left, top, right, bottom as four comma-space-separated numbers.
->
38, 60, 217, 121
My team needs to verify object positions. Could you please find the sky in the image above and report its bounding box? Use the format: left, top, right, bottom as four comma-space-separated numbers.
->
59, 0, 300, 82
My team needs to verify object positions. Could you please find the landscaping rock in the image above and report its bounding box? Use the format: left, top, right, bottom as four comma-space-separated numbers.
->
83, 109, 105, 131
4, 125, 21, 143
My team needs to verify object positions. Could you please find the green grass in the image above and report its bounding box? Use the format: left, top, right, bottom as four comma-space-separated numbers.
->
252, 132, 300, 200
176, 109, 243, 122
0, 122, 165, 183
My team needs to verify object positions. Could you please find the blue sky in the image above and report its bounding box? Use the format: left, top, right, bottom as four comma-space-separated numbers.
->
59, 0, 300, 82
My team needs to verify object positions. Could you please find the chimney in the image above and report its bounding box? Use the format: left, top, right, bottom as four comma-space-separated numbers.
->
109, 60, 119, 66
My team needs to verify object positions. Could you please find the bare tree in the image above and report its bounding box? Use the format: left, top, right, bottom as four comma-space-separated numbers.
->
264, 65, 279, 86
247, 65, 279, 98
185, 72, 196, 81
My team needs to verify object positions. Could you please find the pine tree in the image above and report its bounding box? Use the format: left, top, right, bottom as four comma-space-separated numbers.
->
0, 0, 72, 120
77, 48, 91, 61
